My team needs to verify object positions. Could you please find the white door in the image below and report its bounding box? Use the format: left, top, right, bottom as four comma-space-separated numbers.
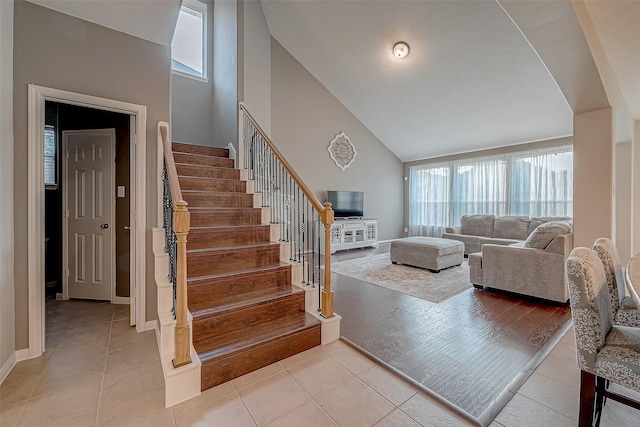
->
64, 129, 115, 300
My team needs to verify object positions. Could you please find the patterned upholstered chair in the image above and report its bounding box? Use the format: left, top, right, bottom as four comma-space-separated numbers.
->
566, 247, 640, 426
593, 238, 640, 327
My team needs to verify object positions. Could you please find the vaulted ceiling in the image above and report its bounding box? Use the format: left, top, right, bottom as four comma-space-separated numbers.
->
24, 0, 640, 161
26, 0, 181, 46
262, 0, 575, 161
584, 1, 640, 119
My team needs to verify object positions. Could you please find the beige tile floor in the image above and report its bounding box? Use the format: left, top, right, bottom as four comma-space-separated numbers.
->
1, 299, 640, 426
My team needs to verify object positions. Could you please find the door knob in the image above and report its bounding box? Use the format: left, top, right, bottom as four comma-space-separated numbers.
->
100, 224, 109, 229
124, 226, 131, 230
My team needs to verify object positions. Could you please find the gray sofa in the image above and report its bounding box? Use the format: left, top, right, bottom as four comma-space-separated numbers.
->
468, 222, 573, 303
442, 214, 571, 255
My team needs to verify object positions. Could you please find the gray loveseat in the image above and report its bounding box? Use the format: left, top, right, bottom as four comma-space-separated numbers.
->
468, 221, 573, 303
442, 214, 571, 255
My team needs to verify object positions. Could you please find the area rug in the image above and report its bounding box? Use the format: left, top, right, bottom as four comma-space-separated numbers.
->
331, 253, 471, 303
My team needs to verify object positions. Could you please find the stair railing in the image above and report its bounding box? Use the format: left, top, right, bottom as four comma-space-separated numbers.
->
238, 103, 335, 318
159, 123, 192, 367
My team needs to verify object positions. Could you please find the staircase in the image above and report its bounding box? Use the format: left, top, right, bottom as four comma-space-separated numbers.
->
172, 141, 322, 391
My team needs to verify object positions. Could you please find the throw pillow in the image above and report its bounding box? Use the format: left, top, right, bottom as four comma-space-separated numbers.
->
524, 222, 573, 250
528, 216, 572, 235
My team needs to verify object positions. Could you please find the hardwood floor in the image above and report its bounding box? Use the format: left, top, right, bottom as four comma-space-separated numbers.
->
332, 246, 571, 426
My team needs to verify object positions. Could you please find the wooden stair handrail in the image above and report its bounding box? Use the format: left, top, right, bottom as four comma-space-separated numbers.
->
158, 123, 191, 367
238, 103, 335, 318
160, 125, 185, 205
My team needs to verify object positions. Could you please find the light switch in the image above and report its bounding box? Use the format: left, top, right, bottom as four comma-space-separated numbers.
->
117, 186, 126, 198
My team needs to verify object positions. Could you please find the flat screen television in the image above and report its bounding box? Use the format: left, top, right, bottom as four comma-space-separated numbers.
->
327, 191, 364, 218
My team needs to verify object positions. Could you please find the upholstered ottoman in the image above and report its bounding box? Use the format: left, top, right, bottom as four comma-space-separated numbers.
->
390, 237, 464, 273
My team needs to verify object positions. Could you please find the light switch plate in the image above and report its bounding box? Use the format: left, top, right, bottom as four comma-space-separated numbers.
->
117, 186, 125, 198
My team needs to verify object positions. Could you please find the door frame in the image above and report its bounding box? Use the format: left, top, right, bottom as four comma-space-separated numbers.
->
61, 129, 117, 302
27, 84, 147, 358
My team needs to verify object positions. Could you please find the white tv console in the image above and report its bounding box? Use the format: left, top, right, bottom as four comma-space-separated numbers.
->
320, 218, 378, 254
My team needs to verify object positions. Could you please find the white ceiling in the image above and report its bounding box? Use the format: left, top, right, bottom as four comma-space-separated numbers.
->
26, 1, 638, 161
26, 0, 181, 46
262, 0, 574, 161
584, 1, 640, 120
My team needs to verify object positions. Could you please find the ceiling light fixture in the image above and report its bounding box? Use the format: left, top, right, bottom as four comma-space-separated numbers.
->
393, 41, 410, 59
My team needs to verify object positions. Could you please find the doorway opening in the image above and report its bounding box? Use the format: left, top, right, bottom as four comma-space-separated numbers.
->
45, 102, 131, 305
27, 85, 147, 359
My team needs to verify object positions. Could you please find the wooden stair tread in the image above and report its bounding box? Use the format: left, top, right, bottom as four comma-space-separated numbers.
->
191, 286, 305, 319
187, 263, 292, 284
172, 151, 227, 159
188, 225, 272, 250
173, 152, 234, 168
178, 176, 246, 193
183, 190, 252, 195
185, 194, 256, 210
172, 142, 229, 158
187, 226, 271, 250
187, 265, 293, 313
187, 242, 279, 254
197, 313, 321, 360
189, 209, 263, 228
175, 163, 240, 180
189, 225, 269, 231
178, 176, 241, 183
187, 244, 281, 277
175, 162, 232, 169
188, 206, 260, 211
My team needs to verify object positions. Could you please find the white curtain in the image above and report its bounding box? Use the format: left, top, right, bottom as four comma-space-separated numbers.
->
409, 164, 449, 237
509, 147, 573, 217
408, 145, 573, 237
451, 157, 507, 225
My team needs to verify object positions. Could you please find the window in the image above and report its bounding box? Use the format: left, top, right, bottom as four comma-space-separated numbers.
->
171, 0, 207, 80
451, 158, 507, 221
409, 166, 449, 237
509, 150, 573, 217
44, 125, 57, 188
408, 146, 573, 237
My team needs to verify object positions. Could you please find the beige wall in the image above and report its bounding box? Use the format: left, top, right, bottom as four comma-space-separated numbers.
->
240, 0, 271, 136
573, 0, 635, 258
633, 121, 640, 255
573, 107, 613, 248
271, 39, 403, 240
0, 0, 15, 372
615, 142, 632, 263
13, 0, 171, 349
212, 0, 238, 148
171, 0, 215, 146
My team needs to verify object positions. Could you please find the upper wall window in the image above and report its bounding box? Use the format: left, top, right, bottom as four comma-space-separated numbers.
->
44, 125, 57, 189
171, 0, 207, 81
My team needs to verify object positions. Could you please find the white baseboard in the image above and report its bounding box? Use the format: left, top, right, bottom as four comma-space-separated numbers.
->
163, 346, 202, 407
145, 320, 158, 332
16, 349, 30, 361
0, 352, 17, 384
309, 312, 342, 345
0, 349, 32, 384
112, 296, 130, 305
